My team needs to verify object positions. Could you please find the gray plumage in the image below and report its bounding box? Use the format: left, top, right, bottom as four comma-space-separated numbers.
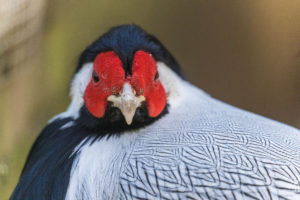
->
67, 80, 300, 200
119, 82, 300, 200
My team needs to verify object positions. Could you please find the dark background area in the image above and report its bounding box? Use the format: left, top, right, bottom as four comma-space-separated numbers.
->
0, 0, 299, 198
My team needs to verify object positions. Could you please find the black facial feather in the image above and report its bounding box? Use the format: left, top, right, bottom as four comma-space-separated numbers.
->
76, 24, 185, 79
76, 102, 169, 136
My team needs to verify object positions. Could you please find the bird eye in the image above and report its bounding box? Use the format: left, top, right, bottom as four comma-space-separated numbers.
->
92, 71, 99, 83
154, 71, 159, 81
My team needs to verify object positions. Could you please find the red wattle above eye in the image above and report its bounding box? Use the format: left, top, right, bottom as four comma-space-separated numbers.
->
84, 51, 125, 117
131, 51, 167, 117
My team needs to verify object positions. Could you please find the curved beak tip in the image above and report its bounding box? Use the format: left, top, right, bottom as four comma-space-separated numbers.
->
124, 115, 133, 125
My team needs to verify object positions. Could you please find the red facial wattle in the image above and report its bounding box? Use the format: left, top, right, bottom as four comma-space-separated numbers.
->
84, 50, 167, 119
131, 51, 167, 117
84, 51, 125, 117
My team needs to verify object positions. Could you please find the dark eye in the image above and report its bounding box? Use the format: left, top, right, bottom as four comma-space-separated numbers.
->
92, 71, 99, 83
154, 71, 159, 81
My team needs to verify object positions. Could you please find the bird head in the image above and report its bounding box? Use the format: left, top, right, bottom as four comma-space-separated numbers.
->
66, 25, 185, 132
84, 50, 166, 125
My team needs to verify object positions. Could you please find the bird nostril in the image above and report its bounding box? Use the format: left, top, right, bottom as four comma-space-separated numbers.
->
112, 87, 120, 96
138, 88, 144, 96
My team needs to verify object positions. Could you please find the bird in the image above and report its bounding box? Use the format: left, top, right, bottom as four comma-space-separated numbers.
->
11, 24, 300, 200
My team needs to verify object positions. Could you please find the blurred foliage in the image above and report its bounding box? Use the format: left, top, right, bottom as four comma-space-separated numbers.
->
0, 0, 300, 199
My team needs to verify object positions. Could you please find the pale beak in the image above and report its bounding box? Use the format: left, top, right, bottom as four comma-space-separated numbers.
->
107, 83, 145, 125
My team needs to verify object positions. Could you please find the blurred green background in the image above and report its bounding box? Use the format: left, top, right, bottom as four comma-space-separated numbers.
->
0, 0, 299, 199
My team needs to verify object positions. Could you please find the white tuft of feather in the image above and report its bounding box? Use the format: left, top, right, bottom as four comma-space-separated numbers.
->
48, 63, 93, 123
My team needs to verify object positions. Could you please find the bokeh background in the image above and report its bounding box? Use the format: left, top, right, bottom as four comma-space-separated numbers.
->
0, 0, 299, 198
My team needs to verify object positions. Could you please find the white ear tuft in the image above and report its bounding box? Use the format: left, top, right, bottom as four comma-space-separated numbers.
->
156, 62, 184, 108
69, 63, 93, 111
48, 63, 93, 123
